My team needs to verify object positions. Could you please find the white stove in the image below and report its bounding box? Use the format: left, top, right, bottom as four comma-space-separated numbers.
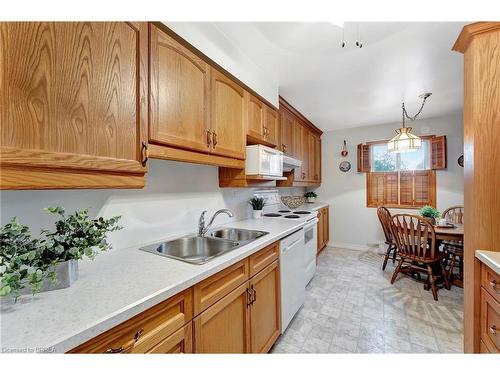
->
253, 190, 318, 333
254, 190, 316, 222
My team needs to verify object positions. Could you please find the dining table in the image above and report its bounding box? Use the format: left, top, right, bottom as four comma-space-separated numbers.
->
434, 223, 464, 288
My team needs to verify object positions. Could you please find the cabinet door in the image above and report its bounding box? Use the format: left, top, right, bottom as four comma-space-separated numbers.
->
322, 207, 329, 247
296, 124, 310, 181
149, 25, 210, 153
210, 68, 246, 160
264, 105, 280, 147
247, 94, 265, 140
280, 108, 295, 155
1, 22, 148, 189
250, 260, 281, 353
308, 132, 321, 183
317, 210, 324, 253
147, 323, 193, 354
193, 282, 251, 353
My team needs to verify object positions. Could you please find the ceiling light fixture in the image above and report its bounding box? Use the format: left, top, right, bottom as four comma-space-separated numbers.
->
387, 93, 432, 153
341, 23, 363, 48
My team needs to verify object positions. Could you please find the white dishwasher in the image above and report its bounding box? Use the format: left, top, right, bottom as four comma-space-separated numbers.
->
280, 228, 306, 333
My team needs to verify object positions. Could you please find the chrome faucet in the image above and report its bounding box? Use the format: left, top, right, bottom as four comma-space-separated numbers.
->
198, 209, 234, 236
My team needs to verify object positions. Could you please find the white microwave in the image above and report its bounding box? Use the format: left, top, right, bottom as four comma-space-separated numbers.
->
245, 145, 283, 177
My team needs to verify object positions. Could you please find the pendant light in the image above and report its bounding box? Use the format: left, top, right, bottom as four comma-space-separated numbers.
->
387, 93, 432, 153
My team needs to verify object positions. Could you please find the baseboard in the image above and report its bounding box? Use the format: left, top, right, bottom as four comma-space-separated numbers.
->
328, 241, 380, 252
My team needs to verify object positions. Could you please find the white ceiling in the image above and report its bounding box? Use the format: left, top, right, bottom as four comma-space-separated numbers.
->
211, 22, 467, 131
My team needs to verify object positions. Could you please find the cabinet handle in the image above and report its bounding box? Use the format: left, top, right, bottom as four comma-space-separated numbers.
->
490, 325, 497, 335
212, 131, 218, 147
141, 142, 148, 167
104, 328, 144, 354
252, 286, 257, 303
206, 130, 212, 147
490, 280, 499, 292
246, 288, 253, 306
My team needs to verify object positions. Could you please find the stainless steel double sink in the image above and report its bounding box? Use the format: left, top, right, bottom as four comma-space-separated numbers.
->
139, 228, 269, 265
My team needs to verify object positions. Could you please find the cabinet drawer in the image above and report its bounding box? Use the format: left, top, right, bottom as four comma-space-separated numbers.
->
147, 322, 193, 354
481, 263, 500, 303
70, 289, 193, 353
193, 259, 249, 316
480, 287, 500, 353
249, 242, 279, 277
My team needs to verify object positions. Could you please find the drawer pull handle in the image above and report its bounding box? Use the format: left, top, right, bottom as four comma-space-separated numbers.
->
490, 280, 498, 292
104, 328, 144, 354
490, 325, 497, 335
212, 131, 218, 147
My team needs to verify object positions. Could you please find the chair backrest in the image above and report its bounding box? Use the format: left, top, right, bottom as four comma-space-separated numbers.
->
391, 214, 437, 260
377, 206, 393, 243
442, 206, 464, 224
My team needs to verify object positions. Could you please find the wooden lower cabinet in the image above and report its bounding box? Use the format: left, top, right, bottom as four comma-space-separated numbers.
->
317, 206, 330, 253
250, 260, 281, 353
70, 242, 282, 354
147, 323, 193, 354
193, 282, 251, 353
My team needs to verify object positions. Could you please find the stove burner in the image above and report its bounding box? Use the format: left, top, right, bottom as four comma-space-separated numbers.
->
284, 215, 301, 219
263, 213, 282, 217
278, 210, 291, 213
293, 211, 311, 215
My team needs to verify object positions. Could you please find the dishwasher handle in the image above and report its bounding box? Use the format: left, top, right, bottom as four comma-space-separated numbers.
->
281, 238, 302, 253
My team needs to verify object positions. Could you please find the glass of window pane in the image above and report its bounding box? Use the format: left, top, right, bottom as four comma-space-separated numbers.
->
371, 143, 397, 171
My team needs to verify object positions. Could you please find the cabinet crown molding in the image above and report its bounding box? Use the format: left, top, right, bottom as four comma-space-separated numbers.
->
453, 22, 500, 53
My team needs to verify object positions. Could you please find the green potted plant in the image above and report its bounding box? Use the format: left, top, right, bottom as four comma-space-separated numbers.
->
304, 191, 318, 203
249, 197, 266, 219
0, 207, 122, 301
419, 205, 440, 225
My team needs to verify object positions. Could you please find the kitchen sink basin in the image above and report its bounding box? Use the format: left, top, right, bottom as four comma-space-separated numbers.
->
209, 228, 269, 242
140, 236, 241, 265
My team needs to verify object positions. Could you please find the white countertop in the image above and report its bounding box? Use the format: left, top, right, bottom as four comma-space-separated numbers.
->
294, 201, 329, 211
476, 250, 500, 275
0, 218, 308, 353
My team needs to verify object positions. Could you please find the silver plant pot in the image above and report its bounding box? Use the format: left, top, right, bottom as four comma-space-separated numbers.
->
20, 260, 79, 295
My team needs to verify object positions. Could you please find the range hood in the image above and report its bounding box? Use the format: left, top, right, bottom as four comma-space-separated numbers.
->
283, 155, 302, 172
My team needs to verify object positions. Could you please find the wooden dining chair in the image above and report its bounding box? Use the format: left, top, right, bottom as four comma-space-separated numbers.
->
441, 206, 464, 284
390, 214, 450, 301
377, 206, 397, 270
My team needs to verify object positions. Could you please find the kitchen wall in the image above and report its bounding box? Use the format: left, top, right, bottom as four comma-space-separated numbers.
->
316, 112, 464, 251
0, 160, 303, 251
165, 22, 279, 107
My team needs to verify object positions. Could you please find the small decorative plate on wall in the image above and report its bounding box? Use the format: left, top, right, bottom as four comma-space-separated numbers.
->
458, 155, 464, 167
339, 161, 351, 172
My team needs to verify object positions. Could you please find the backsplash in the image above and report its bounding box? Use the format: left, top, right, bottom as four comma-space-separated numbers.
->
0, 160, 304, 251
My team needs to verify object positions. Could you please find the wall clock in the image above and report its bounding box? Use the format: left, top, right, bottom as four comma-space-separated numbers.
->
339, 161, 351, 172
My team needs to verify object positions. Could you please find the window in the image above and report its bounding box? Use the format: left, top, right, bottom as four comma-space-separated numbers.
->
371, 140, 430, 172
358, 137, 445, 209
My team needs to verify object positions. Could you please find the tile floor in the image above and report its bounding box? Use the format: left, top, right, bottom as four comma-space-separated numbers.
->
271, 246, 464, 353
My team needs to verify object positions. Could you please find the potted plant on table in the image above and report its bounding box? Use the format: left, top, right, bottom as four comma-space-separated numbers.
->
304, 191, 318, 203
249, 197, 266, 219
0, 207, 122, 302
419, 205, 440, 225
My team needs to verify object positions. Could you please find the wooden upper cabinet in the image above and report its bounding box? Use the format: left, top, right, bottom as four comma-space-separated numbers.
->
210, 68, 246, 160
0, 22, 148, 189
246, 94, 265, 140
298, 124, 310, 181
264, 105, 280, 147
309, 132, 321, 183
149, 24, 210, 153
280, 107, 295, 155
431, 135, 447, 169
